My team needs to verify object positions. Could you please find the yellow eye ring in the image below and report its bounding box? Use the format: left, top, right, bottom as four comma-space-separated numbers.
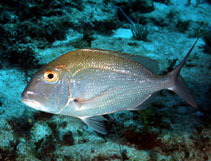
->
43, 70, 58, 82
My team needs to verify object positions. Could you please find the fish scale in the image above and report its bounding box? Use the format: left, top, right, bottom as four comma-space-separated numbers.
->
22, 40, 198, 134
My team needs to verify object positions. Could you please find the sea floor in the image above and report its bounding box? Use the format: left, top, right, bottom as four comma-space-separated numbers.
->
0, 0, 211, 160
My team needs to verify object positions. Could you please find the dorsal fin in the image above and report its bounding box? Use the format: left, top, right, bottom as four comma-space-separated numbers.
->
85, 48, 160, 74
120, 54, 159, 74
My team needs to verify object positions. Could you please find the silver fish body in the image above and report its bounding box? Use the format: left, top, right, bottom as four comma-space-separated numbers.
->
22, 40, 198, 134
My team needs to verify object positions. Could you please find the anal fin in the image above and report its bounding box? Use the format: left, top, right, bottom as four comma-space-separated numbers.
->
128, 93, 157, 111
80, 115, 107, 134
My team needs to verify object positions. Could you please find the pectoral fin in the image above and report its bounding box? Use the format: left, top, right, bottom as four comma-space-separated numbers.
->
80, 115, 107, 134
73, 87, 115, 110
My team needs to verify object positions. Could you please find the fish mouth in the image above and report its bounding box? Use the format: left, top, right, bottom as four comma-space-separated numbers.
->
21, 91, 44, 110
22, 98, 43, 109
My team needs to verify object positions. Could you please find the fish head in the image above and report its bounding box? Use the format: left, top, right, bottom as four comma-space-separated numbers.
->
21, 66, 70, 114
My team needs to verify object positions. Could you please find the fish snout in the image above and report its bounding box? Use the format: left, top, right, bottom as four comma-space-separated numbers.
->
21, 89, 44, 110
21, 90, 35, 103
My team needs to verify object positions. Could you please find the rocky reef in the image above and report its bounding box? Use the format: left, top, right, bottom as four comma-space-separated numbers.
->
0, 0, 211, 160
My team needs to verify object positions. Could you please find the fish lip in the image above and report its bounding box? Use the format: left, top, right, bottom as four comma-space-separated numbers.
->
21, 97, 43, 110
21, 92, 27, 103
21, 98, 28, 104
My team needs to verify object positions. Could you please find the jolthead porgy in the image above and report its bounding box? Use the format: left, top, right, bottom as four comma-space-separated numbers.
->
21, 40, 198, 134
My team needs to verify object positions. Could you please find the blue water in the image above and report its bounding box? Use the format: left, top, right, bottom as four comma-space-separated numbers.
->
0, 0, 211, 160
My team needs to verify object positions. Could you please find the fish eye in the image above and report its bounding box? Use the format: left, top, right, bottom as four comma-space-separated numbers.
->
43, 70, 58, 83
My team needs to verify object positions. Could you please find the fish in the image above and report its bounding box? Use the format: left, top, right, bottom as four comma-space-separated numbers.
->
21, 39, 198, 134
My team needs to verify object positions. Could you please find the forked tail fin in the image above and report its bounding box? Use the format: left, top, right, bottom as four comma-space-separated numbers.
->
168, 39, 198, 107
